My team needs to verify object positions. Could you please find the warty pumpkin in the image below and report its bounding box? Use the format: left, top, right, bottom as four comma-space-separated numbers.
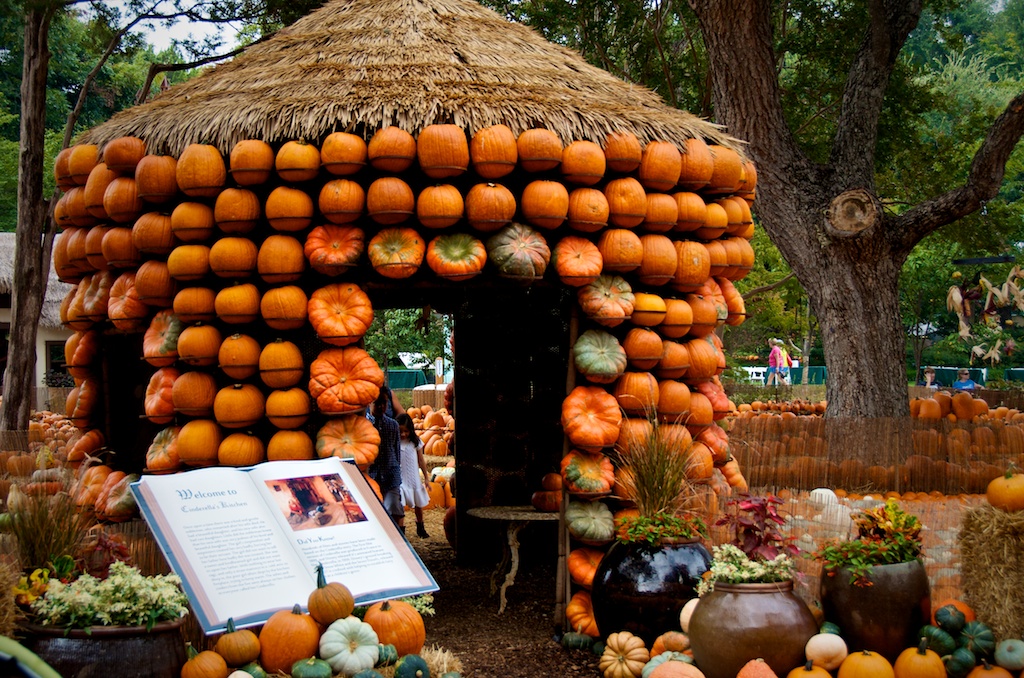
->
417, 124, 469, 179
553, 235, 603, 286
213, 383, 265, 428
561, 385, 623, 452
308, 346, 385, 414
265, 185, 314, 231
471, 123, 518, 179
425, 232, 487, 280
316, 415, 381, 467
228, 139, 274, 186
485, 222, 551, 279
363, 599, 426, 657
308, 282, 374, 346
464, 182, 516, 232
368, 227, 426, 279
305, 224, 365, 275
214, 188, 261, 234
176, 143, 226, 198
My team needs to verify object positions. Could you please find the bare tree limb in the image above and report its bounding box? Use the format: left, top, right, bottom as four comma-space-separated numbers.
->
136, 47, 245, 104
741, 272, 796, 301
893, 90, 1024, 252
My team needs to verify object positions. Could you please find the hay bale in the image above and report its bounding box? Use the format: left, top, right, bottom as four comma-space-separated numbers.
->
958, 504, 1024, 638
377, 645, 464, 677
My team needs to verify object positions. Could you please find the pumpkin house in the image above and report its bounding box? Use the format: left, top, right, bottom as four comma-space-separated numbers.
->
60, 0, 754, 632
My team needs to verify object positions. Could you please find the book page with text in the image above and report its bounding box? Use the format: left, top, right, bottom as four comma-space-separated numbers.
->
132, 467, 316, 634
247, 458, 438, 605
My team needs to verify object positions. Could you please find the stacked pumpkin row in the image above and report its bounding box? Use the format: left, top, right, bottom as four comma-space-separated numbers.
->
407, 406, 455, 458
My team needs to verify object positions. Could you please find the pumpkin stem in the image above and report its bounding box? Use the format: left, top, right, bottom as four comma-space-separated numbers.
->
315, 562, 327, 588
185, 642, 198, 659
291, 603, 304, 614
804, 660, 815, 671
381, 600, 392, 611
917, 637, 930, 654
225, 618, 237, 634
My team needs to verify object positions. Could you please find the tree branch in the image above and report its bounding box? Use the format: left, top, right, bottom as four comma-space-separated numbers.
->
829, 0, 923, 185
741, 272, 796, 301
893, 90, 1024, 252
135, 46, 245, 104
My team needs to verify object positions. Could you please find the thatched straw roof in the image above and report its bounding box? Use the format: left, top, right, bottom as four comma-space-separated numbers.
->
79, 0, 740, 155
0, 233, 73, 330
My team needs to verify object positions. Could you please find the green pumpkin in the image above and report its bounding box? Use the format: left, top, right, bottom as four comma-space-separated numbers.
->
394, 653, 431, 678
485, 222, 551, 278
561, 631, 594, 650
934, 604, 967, 634
592, 640, 606, 656
565, 499, 615, 543
440, 673, 462, 678
918, 624, 957, 656
353, 671, 386, 678
572, 330, 627, 384
376, 643, 399, 667
236, 663, 268, 678
944, 646, 977, 678
959, 620, 996, 657
820, 621, 842, 635
641, 652, 692, 678
290, 657, 333, 678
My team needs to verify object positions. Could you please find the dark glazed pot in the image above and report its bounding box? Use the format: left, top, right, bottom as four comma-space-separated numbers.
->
19, 616, 187, 678
820, 559, 931, 663
590, 539, 711, 645
688, 580, 818, 678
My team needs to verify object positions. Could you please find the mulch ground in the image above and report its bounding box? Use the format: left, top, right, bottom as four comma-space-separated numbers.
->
412, 507, 600, 677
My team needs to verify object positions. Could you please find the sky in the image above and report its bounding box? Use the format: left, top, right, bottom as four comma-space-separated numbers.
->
140, 14, 240, 53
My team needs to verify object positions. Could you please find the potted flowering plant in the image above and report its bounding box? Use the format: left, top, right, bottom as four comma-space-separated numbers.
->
814, 498, 929, 663
688, 493, 818, 678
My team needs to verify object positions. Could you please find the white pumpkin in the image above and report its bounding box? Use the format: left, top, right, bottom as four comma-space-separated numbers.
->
996, 638, 1024, 671
804, 632, 848, 670
808, 487, 837, 507
679, 598, 699, 633
228, 672, 252, 678
319, 615, 379, 674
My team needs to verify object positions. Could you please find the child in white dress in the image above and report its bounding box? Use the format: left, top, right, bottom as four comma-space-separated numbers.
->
396, 413, 431, 538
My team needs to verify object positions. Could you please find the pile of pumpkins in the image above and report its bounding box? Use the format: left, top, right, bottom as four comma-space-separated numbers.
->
407, 406, 454, 458
182, 565, 459, 678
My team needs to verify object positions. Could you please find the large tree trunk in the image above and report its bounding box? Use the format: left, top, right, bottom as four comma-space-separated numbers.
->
689, 0, 1024, 418
0, 6, 54, 433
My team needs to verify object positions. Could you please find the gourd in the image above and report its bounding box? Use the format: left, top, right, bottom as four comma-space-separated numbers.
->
560, 450, 615, 494
376, 643, 400, 667
363, 599, 426, 657
837, 650, 894, 678
562, 630, 595, 650
290, 658, 333, 678
804, 632, 848, 670
307, 562, 355, 626
257, 604, 320, 675
959, 620, 996, 657
945, 647, 979, 678
918, 624, 957, 656
736, 658, 778, 677
319, 615, 380, 675
572, 330, 627, 384
893, 638, 944, 678
642, 652, 694, 678
213, 617, 260, 667
600, 631, 650, 678
934, 604, 967, 634
566, 499, 615, 544
393, 654, 430, 678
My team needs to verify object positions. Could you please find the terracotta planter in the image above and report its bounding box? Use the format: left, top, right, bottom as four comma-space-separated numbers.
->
819, 559, 931, 663
18, 616, 187, 677
688, 580, 818, 678
590, 539, 711, 645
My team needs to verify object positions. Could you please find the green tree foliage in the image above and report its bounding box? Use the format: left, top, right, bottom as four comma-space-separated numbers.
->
363, 308, 453, 374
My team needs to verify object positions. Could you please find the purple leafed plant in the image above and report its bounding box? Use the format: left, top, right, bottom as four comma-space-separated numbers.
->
714, 493, 800, 562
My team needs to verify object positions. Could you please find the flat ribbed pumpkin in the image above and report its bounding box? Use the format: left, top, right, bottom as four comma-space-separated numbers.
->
308, 283, 374, 346
425, 233, 486, 281
316, 415, 381, 468
304, 224, 365, 275
572, 329, 627, 384
368, 227, 425, 279
107, 271, 148, 331
308, 346, 385, 414
561, 385, 623, 452
577, 275, 635, 327
553, 235, 603, 286
560, 449, 615, 494
142, 309, 182, 367
485, 222, 550, 279
144, 367, 179, 424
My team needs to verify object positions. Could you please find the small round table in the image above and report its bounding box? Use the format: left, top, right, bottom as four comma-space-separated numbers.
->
466, 505, 560, 613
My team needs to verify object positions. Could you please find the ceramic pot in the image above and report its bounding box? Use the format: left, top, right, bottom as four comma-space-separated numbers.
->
18, 616, 187, 677
819, 559, 931, 663
590, 539, 711, 645
688, 580, 818, 678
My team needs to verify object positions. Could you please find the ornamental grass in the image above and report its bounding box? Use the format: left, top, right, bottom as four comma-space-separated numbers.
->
6, 468, 93, 573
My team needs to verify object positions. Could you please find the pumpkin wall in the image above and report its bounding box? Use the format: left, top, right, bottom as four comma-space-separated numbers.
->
51, 126, 755, 623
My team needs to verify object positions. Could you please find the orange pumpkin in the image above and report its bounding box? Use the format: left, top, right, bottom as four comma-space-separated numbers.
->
177, 323, 223, 367
465, 182, 516, 232
171, 370, 217, 417
265, 185, 314, 231
367, 126, 417, 173
173, 287, 217, 324
218, 432, 266, 466
561, 140, 606, 186
146, 426, 181, 472
169, 201, 215, 242
258, 604, 320, 675
520, 180, 569, 229
605, 177, 647, 228
274, 139, 320, 182
260, 338, 305, 389
167, 244, 211, 281
65, 330, 100, 378
176, 143, 226, 198
213, 383, 265, 428
217, 333, 261, 380
577, 275, 635, 327
107, 271, 149, 331
643, 192, 679, 233
145, 367, 179, 424
102, 136, 146, 173
214, 187, 261, 234
368, 227, 426, 279
102, 177, 142, 223
517, 128, 563, 172
257, 234, 306, 283
417, 124, 469, 179
320, 132, 367, 176
142, 310, 182, 367
66, 428, 106, 464
318, 178, 365, 224
639, 140, 682, 192
260, 285, 309, 330
267, 430, 315, 461
265, 388, 311, 429
566, 590, 599, 637
598, 228, 644, 273
567, 187, 610, 232
416, 183, 464, 228
176, 418, 223, 467
553, 235, 603, 286
308, 346, 385, 414
568, 547, 604, 588
134, 260, 176, 307
134, 154, 179, 204
678, 137, 715, 191
363, 599, 426, 657
307, 283, 374, 346
304, 224, 365, 275
561, 385, 623, 452
132, 211, 175, 255
228, 139, 275, 186
215, 282, 261, 324
209, 237, 258, 278
614, 371, 660, 417
471, 124, 518, 179
367, 176, 415, 224
425, 233, 487, 280
316, 415, 382, 468
603, 131, 643, 173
